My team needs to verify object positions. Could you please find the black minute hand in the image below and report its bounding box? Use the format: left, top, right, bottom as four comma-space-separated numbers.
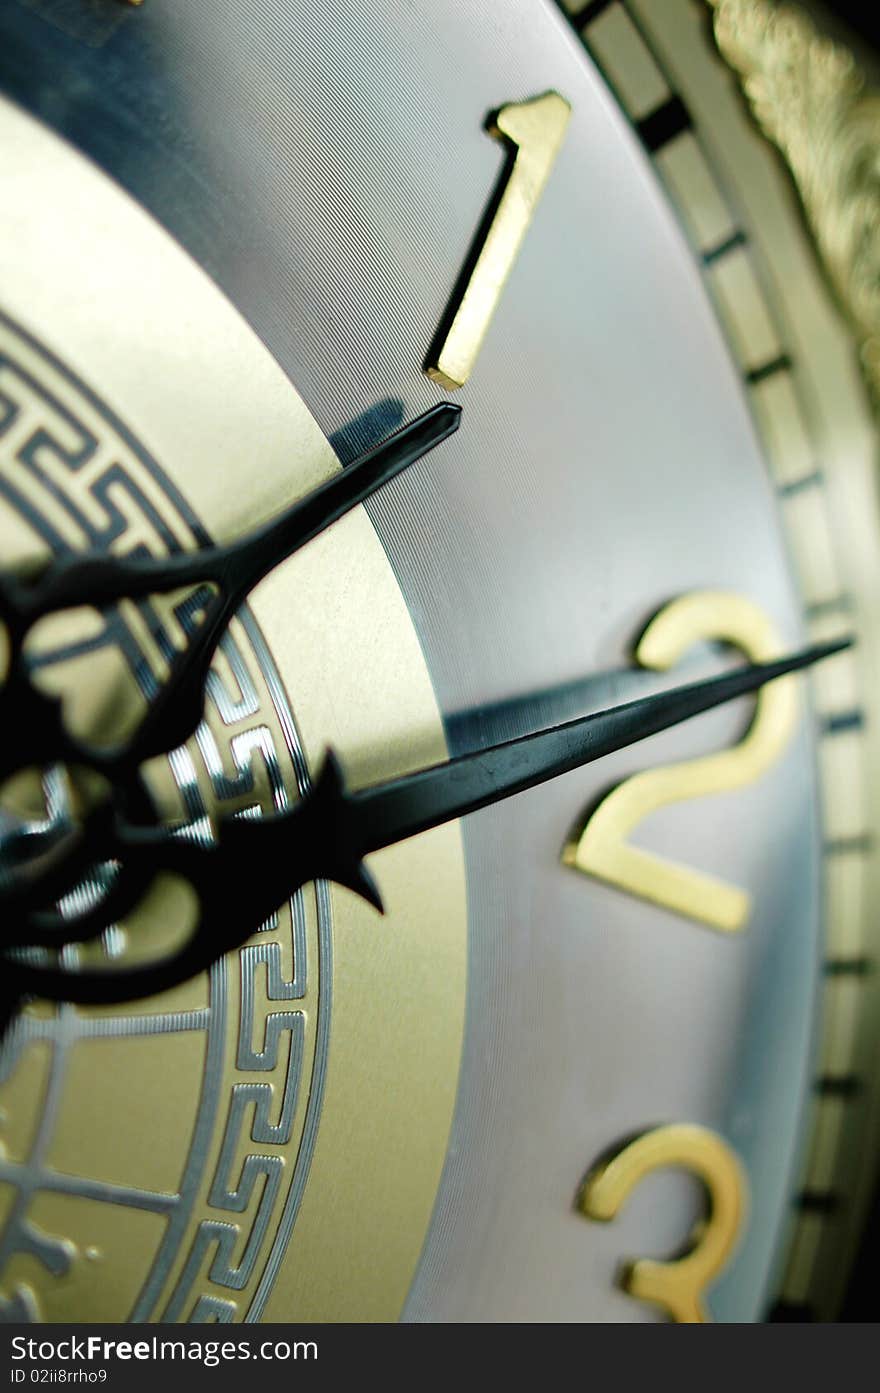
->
3, 635, 848, 1015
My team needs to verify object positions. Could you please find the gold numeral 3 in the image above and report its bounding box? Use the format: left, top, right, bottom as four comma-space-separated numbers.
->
579, 1124, 748, 1323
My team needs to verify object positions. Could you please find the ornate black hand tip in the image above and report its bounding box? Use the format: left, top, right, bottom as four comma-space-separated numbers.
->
0, 632, 850, 1029
0, 746, 383, 1010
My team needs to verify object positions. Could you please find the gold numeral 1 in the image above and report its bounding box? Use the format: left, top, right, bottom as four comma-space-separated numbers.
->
426, 91, 571, 389
563, 591, 798, 932
579, 1124, 748, 1323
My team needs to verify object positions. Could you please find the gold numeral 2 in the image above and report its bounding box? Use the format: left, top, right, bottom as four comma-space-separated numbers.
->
426, 91, 571, 389
579, 1124, 748, 1323
563, 591, 798, 932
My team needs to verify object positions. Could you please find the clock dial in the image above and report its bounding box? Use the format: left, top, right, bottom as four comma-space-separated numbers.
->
0, 0, 876, 1323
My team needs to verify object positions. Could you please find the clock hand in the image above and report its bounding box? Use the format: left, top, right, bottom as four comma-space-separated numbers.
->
348, 636, 849, 849
444, 659, 711, 753
0, 658, 688, 924
0, 402, 460, 784
1, 635, 847, 1023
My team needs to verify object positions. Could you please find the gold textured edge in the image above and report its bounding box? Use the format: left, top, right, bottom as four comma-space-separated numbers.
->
709, 0, 880, 404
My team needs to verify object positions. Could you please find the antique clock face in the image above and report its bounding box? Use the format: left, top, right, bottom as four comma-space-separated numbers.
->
0, 0, 878, 1324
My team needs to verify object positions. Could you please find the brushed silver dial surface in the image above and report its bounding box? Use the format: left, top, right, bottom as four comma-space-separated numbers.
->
0, 0, 821, 1320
